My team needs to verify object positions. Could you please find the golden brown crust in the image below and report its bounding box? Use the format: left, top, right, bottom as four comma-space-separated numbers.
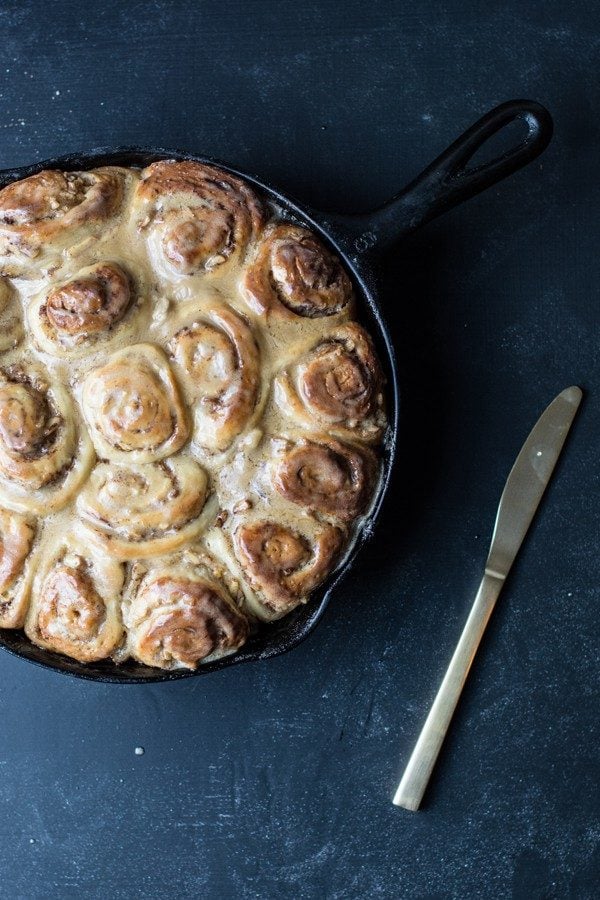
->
242, 223, 353, 319
234, 519, 343, 614
0, 167, 128, 275
27, 260, 148, 359
46, 262, 131, 337
275, 322, 386, 443
126, 567, 248, 669
168, 304, 261, 452
25, 536, 124, 662
36, 563, 107, 660
135, 160, 265, 279
273, 436, 377, 522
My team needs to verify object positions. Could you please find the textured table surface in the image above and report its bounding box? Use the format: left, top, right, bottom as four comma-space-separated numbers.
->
0, 2, 598, 898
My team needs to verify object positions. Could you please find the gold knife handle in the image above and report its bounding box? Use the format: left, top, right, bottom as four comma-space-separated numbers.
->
393, 572, 504, 811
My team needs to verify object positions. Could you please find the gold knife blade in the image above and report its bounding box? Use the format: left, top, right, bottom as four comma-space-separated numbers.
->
393, 386, 582, 811
485, 385, 583, 581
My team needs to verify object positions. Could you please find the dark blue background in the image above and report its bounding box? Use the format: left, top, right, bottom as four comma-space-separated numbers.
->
0, 2, 598, 897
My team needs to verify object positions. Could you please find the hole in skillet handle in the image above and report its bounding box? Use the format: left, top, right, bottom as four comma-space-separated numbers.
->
321, 99, 553, 258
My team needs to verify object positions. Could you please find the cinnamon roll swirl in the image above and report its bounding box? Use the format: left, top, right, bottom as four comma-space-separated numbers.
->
77, 456, 210, 559
242, 224, 353, 319
29, 262, 137, 356
0, 278, 23, 351
135, 160, 265, 281
168, 304, 261, 452
0, 366, 94, 514
81, 343, 188, 463
25, 535, 124, 663
0, 167, 130, 276
233, 519, 343, 617
0, 508, 35, 627
0, 158, 386, 670
273, 437, 377, 522
274, 322, 386, 443
125, 562, 248, 669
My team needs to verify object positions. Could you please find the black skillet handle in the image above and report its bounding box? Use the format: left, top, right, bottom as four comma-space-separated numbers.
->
328, 99, 553, 256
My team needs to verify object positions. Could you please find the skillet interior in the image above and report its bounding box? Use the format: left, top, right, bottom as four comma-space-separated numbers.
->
0, 148, 399, 683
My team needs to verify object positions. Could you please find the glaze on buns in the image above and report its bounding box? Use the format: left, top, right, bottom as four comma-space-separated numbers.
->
0, 160, 386, 670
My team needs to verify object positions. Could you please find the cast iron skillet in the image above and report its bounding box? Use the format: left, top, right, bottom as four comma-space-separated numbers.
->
0, 99, 553, 683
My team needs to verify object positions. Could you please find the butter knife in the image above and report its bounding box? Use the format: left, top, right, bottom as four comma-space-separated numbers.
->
393, 386, 582, 811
